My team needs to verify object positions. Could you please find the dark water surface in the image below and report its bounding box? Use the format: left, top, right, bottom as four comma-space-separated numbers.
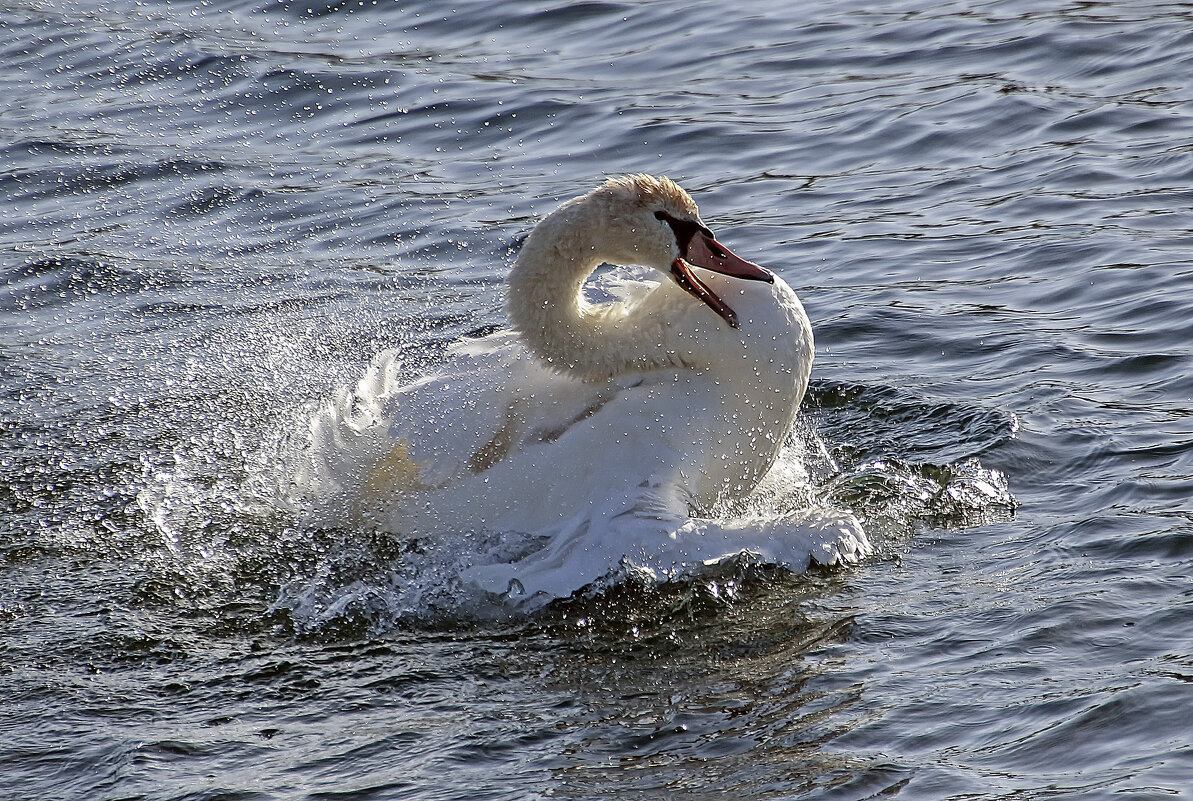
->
4, 0, 1193, 798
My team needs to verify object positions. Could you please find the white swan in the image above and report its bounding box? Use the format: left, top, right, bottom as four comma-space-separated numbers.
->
291, 175, 868, 608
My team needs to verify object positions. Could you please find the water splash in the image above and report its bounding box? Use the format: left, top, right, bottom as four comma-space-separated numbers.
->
135, 343, 1017, 637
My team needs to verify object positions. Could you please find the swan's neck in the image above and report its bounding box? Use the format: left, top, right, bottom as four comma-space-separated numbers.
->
508, 206, 677, 381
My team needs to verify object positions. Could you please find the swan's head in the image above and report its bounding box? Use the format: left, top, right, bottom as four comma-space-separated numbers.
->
584, 174, 774, 328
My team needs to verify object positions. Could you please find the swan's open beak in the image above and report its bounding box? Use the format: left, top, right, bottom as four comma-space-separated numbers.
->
671, 233, 774, 329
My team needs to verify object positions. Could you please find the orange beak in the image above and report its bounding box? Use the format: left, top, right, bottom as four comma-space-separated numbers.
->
670, 232, 773, 328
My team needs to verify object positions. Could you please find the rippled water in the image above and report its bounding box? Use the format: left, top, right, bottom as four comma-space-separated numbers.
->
4, 0, 1193, 798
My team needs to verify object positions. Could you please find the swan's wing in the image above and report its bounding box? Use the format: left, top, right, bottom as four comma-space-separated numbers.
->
378, 337, 522, 489
289, 326, 635, 526
387, 386, 687, 535
453, 451, 695, 599
458, 470, 870, 608
371, 332, 621, 495
285, 336, 527, 519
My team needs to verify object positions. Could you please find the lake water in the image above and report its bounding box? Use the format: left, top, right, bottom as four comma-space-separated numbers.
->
3, 0, 1193, 798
